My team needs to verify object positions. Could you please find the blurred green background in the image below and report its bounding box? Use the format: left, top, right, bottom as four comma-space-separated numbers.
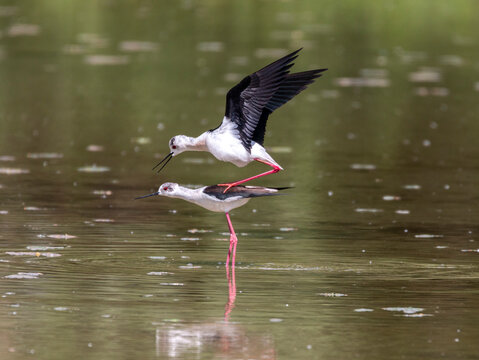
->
1, 1, 478, 359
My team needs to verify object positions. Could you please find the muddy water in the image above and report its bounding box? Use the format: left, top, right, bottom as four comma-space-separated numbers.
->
1, 1, 479, 359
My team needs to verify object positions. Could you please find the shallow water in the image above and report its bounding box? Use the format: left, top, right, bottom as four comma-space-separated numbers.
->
1, 1, 479, 359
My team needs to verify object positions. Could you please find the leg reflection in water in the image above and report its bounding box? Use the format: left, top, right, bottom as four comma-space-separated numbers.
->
224, 264, 236, 321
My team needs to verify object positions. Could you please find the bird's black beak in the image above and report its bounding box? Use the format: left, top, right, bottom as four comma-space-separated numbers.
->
135, 191, 159, 200
152, 152, 173, 173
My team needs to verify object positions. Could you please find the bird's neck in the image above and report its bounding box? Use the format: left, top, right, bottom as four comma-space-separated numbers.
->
184, 133, 208, 152
172, 187, 203, 204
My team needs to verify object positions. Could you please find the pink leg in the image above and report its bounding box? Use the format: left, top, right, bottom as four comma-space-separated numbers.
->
226, 238, 234, 269
224, 212, 238, 320
225, 212, 238, 269
224, 261, 236, 321
218, 159, 281, 193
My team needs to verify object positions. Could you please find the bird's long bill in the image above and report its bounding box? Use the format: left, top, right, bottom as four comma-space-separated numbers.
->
152, 152, 173, 173
134, 192, 159, 200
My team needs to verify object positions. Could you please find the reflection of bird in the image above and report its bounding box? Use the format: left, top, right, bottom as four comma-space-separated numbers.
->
155, 322, 276, 358
136, 182, 289, 268
153, 48, 326, 192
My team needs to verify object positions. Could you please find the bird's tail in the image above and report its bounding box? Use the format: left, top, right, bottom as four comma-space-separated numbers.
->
270, 186, 293, 191
241, 185, 293, 198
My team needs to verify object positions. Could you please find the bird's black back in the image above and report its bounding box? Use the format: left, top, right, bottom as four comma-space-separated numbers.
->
203, 185, 290, 201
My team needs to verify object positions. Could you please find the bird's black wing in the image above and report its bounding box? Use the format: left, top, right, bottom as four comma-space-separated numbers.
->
251, 69, 327, 146
203, 185, 290, 201
222, 49, 302, 150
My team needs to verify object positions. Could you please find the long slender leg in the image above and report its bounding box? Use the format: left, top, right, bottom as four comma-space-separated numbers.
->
224, 212, 237, 320
226, 239, 234, 269
218, 159, 282, 193
225, 212, 238, 269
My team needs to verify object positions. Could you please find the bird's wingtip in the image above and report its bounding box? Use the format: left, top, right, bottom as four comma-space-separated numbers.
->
273, 186, 294, 191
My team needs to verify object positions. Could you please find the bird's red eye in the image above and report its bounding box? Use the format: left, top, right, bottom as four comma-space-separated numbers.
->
163, 187, 168, 191
172, 145, 177, 149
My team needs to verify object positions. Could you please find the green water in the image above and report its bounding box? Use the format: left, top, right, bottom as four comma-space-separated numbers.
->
1, 1, 479, 359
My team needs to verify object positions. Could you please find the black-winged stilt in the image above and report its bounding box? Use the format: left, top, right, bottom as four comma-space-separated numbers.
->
136, 182, 289, 268
153, 48, 327, 192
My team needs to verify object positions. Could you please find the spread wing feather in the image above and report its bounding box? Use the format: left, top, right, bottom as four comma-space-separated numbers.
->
252, 69, 327, 145
215, 48, 327, 150
224, 49, 302, 150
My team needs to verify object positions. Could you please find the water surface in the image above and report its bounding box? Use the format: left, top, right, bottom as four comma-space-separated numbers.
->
1, 1, 479, 359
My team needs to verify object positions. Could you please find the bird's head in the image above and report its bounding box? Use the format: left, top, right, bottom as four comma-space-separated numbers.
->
158, 182, 180, 197
168, 135, 190, 156
152, 135, 190, 173
134, 182, 180, 200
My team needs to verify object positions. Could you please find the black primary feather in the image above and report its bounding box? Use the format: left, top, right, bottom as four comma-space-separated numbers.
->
223, 49, 302, 150
251, 68, 327, 145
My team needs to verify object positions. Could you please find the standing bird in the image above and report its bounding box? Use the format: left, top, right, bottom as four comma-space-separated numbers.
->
135, 182, 289, 268
153, 48, 327, 192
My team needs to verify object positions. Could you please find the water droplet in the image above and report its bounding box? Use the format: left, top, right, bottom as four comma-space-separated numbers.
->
422, 139, 431, 147
355, 208, 383, 213
415, 234, 443, 238
119, 41, 158, 52
77, 165, 110, 173
54, 307, 70, 311
408, 68, 441, 82
47, 234, 76, 239
27, 152, 63, 159
159, 283, 184, 286
0, 168, 29, 175
317, 292, 347, 297
86, 145, 104, 152
269, 318, 283, 323
84, 55, 129, 66
335, 77, 390, 87
196, 41, 223, 52
383, 195, 401, 201
279, 227, 297, 232
382, 307, 424, 314
350, 163, 376, 170
7, 23, 40, 37
4, 272, 43, 279
403, 184, 421, 190
147, 272, 173, 276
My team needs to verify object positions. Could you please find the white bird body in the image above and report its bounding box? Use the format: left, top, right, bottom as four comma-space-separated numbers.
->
164, 184, 250, 213
204, 117, 282, 169
136, 183, 290, 269
142, 182, 285, 213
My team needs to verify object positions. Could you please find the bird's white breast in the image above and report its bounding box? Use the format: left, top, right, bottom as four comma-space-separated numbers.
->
171, 187, 250, 213
194, 193, 250, 213
205, 117, 252, 167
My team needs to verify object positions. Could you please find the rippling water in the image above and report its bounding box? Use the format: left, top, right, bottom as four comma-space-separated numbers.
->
1, 1, 479, 359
